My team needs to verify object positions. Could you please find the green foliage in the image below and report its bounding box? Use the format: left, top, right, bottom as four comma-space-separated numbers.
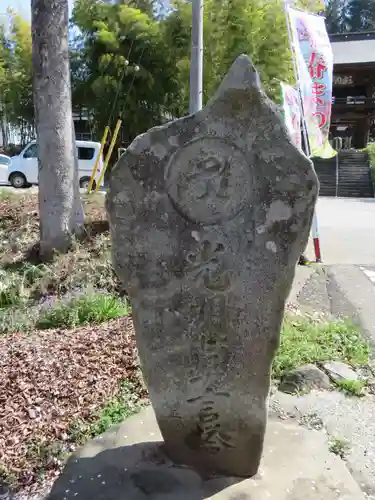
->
329, 437, 351, 458
325, 0, 347, 33
0, 189, 12, 200
203, 0, 291, 100
88, 381, 142, 436
2, 0, 330, 150
71, 0, 183, 144
36, 293, 130, 330
347, 0, 375, 31
363, 143, 375, 190
160, 0, 192, 114
364, 143, 375, 167
0, 306, 37, 335
0, 12, 34, 145
336, 378, 366, 396
68, 380, 144, 443
325, 0, 375, 33
164, 0, 323, 108
25, 440, 66, 470
0, 270, 27, 308
0, 465, 17, 490
273, 316, 369, 378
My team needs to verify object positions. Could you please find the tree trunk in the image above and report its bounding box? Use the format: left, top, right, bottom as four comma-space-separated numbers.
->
31, 0, 84, 259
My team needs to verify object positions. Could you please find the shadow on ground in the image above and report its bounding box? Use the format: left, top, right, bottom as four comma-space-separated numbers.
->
47, 406, 366, 500
48, 441, 242, 500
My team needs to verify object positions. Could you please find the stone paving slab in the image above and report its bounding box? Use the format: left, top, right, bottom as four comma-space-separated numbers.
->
48, 407, 365, 500
270, 390, 375, 499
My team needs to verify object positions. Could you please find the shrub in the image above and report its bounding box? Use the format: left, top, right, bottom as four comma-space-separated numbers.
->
363, 142, 375, 191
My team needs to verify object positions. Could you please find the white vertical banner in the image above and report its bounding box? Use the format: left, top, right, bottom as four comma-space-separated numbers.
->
288, 7, 336, 159
280, 83, 302, 151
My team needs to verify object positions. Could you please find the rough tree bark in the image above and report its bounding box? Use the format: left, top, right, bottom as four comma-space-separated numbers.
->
31, 0, 84, 258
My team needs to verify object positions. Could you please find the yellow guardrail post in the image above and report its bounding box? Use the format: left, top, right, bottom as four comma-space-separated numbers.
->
95, 119, 122, 193
87, 126, 109, 194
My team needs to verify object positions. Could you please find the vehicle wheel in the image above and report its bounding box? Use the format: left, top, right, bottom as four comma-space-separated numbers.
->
80, 177, 96, 190
9, 172, 27, 189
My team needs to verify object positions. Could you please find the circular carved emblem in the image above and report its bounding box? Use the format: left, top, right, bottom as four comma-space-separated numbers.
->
165, 137, 251, 225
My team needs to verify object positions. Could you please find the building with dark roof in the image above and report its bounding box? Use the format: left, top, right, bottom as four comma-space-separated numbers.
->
330, 32, 375, 148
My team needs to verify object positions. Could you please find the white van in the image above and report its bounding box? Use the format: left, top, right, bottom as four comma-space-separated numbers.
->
8, 140, 104, 189
0, 154, 11, 185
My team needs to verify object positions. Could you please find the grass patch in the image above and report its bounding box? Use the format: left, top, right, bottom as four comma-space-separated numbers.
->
36, 293, 130, 330
0, 306, 37, 334
0, 189, 13, 201
68, 380, 144, 444
335, 379, 366, 397
329, 437, 351, 459
273, 316, 369, 378
0, 270, 29, 308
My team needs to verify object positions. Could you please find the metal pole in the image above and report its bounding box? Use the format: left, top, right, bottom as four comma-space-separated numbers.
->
189, 0, 203, 114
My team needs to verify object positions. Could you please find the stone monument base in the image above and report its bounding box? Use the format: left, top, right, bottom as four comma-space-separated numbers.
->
48, 407, 364, 500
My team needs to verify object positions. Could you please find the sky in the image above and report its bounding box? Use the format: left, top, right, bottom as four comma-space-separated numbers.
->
0, 0, 74, 19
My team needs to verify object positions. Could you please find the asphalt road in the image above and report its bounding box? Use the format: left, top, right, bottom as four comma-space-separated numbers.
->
307, 197, 375, 265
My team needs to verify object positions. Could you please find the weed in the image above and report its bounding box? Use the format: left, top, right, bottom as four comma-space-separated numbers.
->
336, 378, 366, 397
36, 293, 129, 330
1, 193, 119, 298
0, 465, 17, 490
90, 381, 142, 435
364, 143, 375, 190
273, 316, 369, 378
300, 412, 324, 430
0, 306, 37, 334
26, 440, 67, 469
0, 189, 12, 201
68, 380, 144, 444
2, 238, 119, 299
0, 270, 29, 308
329, 437, 351, 459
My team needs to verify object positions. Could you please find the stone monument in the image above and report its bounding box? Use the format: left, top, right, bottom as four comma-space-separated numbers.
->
106, 55, 318, 478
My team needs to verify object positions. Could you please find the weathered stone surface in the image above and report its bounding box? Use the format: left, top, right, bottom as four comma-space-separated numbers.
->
48, 407, 366, 500
106, 55, 318, 477
279, 364, 331, 394
323, 361, 359, 383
